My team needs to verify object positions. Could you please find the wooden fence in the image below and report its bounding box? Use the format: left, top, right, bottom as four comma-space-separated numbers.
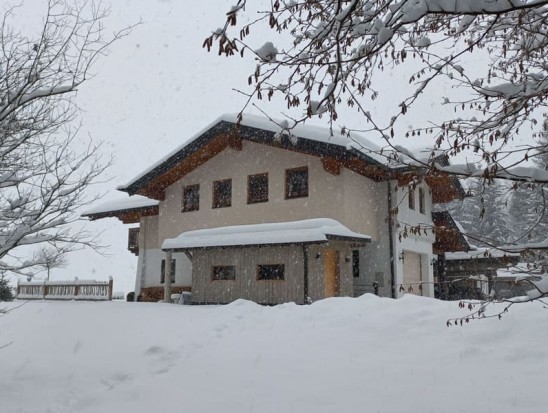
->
16, 277, 113, 301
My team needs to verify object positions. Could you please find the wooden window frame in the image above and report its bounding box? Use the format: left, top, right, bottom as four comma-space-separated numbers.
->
211, 266, 236, 281
285, 166, 309, 199
247, 173, 269, 204
160, 259, 176, 284
182, 184, 200, 212
419, 187, 425, 214
408, 188, 415, 210
212, 179, 232, 209
257, 264, 285, 281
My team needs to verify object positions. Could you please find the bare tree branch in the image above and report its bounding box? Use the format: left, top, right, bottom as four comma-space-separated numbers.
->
0, 0, 134, 276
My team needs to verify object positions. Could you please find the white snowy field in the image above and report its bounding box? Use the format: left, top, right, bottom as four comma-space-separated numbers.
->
1, 295, 546, 413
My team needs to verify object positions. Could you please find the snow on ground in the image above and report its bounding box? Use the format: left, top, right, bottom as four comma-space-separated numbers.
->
1, 296, 547, 413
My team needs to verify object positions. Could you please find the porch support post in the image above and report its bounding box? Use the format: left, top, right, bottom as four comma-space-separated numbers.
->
302, 245, 310, 304
164, 250, 173, 303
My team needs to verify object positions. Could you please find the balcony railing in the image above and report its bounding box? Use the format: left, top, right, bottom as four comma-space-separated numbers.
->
16, 277, 113, 301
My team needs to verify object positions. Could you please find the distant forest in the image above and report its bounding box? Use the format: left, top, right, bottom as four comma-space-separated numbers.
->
443, 178, 547, 247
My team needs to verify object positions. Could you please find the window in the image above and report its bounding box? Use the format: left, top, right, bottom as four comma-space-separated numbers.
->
182, 184, 200, 212
160, 259, 176, 284
212, 266, 236, 281
285, 166, 308, 199
352, 250, 360, 278
248, 173, 269, 204
419, 188, 425, 214
213, 179, 232, 208
408, 188, 415, 210
257, 264, 285, 280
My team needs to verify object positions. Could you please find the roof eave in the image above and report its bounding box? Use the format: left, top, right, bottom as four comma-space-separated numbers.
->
82, 205, 159, 224
121, 120, 393, 198
163, 239, 329, 253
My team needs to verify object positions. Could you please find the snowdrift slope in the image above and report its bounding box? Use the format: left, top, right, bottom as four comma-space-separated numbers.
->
1, 295, 546, 413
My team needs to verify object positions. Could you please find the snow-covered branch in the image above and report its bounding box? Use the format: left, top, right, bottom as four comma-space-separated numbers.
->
205, 0, 548, 184
0, 0, 131, 275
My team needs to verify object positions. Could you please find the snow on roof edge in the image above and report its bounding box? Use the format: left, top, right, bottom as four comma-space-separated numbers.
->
82, 195, 159, 216
162, 218, 371, 250
445, 247, 520, 261
118, 114, 233, 191
119, 113, 388, 191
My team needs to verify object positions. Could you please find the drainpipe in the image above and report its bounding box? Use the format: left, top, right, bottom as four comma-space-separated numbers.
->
302, 245, 310, 304
136, 221, 147, 301
387, 181, 397, 298
164, 250, 173, 303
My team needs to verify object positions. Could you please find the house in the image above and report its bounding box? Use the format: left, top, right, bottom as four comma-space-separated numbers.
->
84, 114, 464, 304
431, 211, 521, 299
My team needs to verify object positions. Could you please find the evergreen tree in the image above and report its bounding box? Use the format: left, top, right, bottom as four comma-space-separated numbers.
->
0, 273, 14, 302
508, 183, 546, 243
477, 180, 512, 245
446, 179, 512, 247
507, 117, 548, 243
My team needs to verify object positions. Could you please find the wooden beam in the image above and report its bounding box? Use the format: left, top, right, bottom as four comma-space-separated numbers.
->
321, 157, 341, 175
425, 175, 460, 203
227, 132, 243, 151
139, 134, 229, 200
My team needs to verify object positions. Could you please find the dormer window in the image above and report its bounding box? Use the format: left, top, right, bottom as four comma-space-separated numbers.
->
285, 166, 308, 199
213, 179, 232, 208
182, 184, 200, 212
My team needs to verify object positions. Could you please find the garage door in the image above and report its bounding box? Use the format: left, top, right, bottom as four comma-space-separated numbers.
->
403, 252, 422, 296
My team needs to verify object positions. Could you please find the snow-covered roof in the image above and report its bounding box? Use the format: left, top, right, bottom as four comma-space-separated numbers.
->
437, 163, 548, 183
116, 112, 463, 204
162, 218, 371, 251
499, 239, 548, 252
119, 113, 388, 190
445, 247, 519, 261
82, 195, 159, 217
496, 263, 543, 279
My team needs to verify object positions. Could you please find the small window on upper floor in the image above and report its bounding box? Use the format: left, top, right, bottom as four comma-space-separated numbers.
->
408, 188, 415, 210
213, 179, 232, 208
419, 187, 425, 214
182, 184, 200, 212
285, 166, 308, 199
248, 173, 269, 204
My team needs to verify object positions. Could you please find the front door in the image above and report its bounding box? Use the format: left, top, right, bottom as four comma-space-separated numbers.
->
324, 248, 340, 297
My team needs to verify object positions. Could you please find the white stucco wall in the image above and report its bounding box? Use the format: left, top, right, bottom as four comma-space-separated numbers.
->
157, 141, 384, 243
393, 181, 435, 297
353, 182, 393, 297
135, 215, 191, 295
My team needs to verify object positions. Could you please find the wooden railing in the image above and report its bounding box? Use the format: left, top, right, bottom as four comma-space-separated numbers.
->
16, 277, 113, 301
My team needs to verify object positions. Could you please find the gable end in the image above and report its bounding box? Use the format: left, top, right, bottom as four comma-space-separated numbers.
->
120, 121, 390, 200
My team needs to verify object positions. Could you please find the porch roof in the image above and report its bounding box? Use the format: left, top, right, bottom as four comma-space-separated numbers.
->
81, 195, 159, 224
162, 218, 371, 251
